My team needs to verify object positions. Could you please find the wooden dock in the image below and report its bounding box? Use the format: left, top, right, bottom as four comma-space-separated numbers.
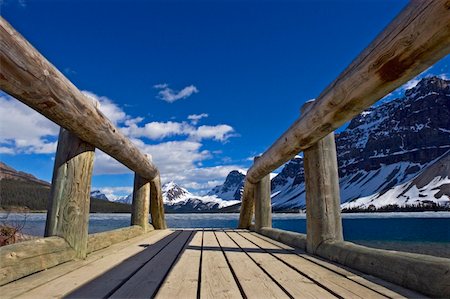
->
1, 2, 450, 298
0, 229, 424, 299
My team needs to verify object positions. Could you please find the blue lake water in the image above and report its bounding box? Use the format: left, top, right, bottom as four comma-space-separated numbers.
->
2, 212, 450, 257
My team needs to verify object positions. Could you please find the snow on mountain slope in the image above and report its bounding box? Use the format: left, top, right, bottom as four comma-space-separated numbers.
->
90, 190, 109, 201
342, 151, 450, 209
207, 170, 245, 200
271, 76, 450, 211
163, 181, 239, 212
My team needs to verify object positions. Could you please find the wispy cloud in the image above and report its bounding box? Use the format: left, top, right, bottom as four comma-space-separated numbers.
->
154, 83, 199, 103
188, 113, 208, 125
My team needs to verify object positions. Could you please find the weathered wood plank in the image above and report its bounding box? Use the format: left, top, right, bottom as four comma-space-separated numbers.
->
226, 231, 335, 299
246, 1, 450, 183
303, 101, 343, 254
254, 158, 271, 230
200, 231, 242, 299
17, 230, 174, 299
110, 230, 192, 298
215, 231, 288, 299
257, 227, 307, 251
0, 17, 160, 181
131, 173, 151, 231
155, 231, 203, 299
237, 179, 255, 229
45, 128, 95, 258
87, 225, 147, 254
240, 232, 386, 298
316, 240, 450, 298
150, 174, 167, 229
0, 237, 75, 286
248, 231, 424, 299
0, 230, 161, 299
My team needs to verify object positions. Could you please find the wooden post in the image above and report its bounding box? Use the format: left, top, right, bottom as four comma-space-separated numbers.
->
150, 174, 167, 229
254, 157, 272, 231
302, 101, 343, 254
131, 173, 150, 231
45, 128, 95, 259
238, 179, 256, 229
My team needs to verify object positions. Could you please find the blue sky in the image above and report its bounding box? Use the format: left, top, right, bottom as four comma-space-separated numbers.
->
1, 0, 449, 198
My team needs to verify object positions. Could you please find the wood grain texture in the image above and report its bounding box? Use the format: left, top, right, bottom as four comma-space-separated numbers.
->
241, 232, 386, 299
110, 231, 192, 298
246, 1, 450, 183
0, 231, 160, 299
0, 17, 160, 181
156, 231, 202, 299
0, 237, 75, 286
215, 231, 288, 299
303, 109, 343, 253
87, 225, 147, 254
237, 179, 255, 229
17, 230, 174, 299
254, 169, 271, 230
150, 174, 167, 229
249, 231, 428, 298
131, 173, 151, 231
316, 240, 450, 298
200, 231, 242, 299
226, 231, 335, 299
45, 128, 95, 258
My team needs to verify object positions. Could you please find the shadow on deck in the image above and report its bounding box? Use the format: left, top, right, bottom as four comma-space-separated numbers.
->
1, 229, 425, 299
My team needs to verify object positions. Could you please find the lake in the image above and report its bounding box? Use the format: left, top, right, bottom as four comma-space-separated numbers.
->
2, 212, 449, 258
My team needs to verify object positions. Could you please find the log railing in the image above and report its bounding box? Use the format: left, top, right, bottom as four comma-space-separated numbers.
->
239, 1, 450, 298
0, 15, 167, 282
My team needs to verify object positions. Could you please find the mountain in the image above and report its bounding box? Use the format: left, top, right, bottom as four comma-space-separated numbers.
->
207, 170, 245, 200
0, 162, 131, 213
162, 181, 239, 212
0, 162, 49, 186
111, 194, 133, 205
271, 76, 450, 211
90, 190, 109, 201
342, 151, 450, 210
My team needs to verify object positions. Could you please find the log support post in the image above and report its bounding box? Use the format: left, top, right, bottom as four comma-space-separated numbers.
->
150, 174, 167, 229
45, 128, 95, 259
302, 101, 343, 254
131, 173, 150, 231
254, 157, 272, 231
238, 179, 256, 229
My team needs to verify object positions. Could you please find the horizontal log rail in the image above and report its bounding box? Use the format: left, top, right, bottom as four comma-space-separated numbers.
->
0, 17, 159, 182
0, 17, 167, 264
246, 1, 450, 184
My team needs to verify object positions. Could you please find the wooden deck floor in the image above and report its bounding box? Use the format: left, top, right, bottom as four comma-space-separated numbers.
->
1, 229, 425, 299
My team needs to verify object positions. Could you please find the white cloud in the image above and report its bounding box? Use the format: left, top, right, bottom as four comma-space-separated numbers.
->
154, 84, 199, 103
93, 150, 130, 175
188, 113, 208, 125
193, 125, 234, 141
1, 90, 241, 194
0, 93, 59, 154
123, 120, 235, 142
82, 91, 128, 125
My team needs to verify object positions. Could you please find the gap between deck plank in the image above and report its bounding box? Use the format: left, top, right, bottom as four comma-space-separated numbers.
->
225, 231, 337, 299
246, 231, 426, 299
237, 231, 387, 299
109, 230, 193, 298
0, 230, 164, 299
214, 230, 289, 299
200, 231, 243, 299
155, 230, 203, 299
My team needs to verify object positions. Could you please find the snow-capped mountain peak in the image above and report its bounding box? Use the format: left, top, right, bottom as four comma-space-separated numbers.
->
90, 190, 109, 201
